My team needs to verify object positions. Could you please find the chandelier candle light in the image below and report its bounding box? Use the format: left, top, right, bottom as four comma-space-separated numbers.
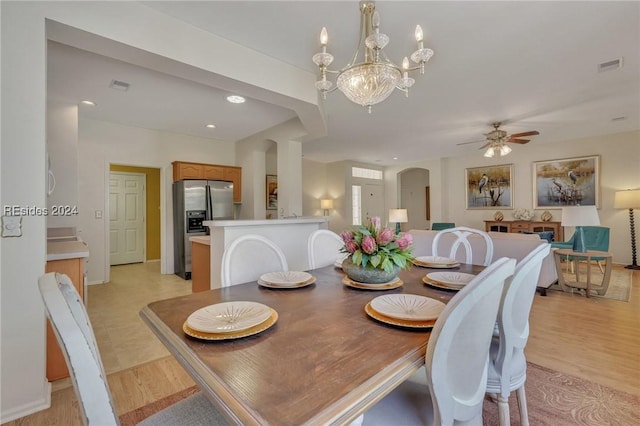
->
313, 1, 434, 113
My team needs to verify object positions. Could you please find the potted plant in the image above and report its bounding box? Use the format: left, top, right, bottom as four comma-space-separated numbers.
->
340, 216, 414, 283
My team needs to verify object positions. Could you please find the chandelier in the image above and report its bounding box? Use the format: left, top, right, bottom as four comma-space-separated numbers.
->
312, 1, 434, 113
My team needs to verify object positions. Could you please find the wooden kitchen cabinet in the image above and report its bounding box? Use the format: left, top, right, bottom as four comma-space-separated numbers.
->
172, 161, 242, 203
484, 220, 563, 242
203, 165, 224, 180
223, 166, 242, 203
45, 257, 84, 381
173, 162, 204, 180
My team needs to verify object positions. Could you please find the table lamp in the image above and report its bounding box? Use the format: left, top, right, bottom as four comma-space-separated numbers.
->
389, 209, 408, 234
560, 205, 600, 253
614, 189, 640, 270
320, 199, 334, 216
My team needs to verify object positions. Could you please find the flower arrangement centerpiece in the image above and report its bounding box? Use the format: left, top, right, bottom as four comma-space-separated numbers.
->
340, 216, 414, 284
513, 208, 534, 221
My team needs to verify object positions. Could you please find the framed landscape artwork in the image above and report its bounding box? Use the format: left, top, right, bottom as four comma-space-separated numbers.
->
266, 175, 278, 210
533, 155, 600, 208
465, 164, 513, 209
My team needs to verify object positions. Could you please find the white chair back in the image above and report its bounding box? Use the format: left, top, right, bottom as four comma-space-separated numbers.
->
432, 226, 494, 266
487, 243, 550, 426
307, 229, 344, 269
221, 234, 288, 287
39, 273, 120, 425
426, 257, 516, 425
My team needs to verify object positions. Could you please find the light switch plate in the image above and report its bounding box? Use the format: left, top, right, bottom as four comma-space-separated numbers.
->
95, 210, 103, 219
2, 216, 22, 237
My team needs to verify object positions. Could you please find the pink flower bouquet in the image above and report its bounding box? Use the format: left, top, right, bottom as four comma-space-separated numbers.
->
340, 216, 414, 272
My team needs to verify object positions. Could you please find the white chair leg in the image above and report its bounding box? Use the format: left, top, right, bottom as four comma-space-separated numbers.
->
516, 386, 529, 426
597, 260, 604, 274
497, 395, 511, 426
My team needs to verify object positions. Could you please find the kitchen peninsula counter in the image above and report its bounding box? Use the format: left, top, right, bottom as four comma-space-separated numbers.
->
203, 217, 330, 289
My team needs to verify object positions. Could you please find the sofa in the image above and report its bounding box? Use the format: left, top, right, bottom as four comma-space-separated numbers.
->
408, 229, 558, 294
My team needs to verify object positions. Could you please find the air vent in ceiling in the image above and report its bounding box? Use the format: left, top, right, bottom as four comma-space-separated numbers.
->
598, 58, 623, 73
109, 80, 130, 91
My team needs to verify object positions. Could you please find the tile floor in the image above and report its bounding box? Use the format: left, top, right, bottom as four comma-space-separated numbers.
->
87, 262, 192, 374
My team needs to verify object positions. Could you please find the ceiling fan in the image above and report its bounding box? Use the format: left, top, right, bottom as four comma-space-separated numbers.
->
458, 122, 540, 157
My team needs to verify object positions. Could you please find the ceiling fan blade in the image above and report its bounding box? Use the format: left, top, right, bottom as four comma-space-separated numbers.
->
456, 139, 486, 146
479, 142, 491, 149
507, 139, 530, 144
509, 130, 539, 138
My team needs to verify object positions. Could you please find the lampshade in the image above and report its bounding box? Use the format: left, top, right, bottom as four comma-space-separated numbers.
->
560, 206, 600, 227
320, 199, 334, 210
389, 209, 408, 223
614, 189, 640, 209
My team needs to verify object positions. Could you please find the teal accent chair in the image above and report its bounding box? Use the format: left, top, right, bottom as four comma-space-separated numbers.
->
431, 222, 456, 231
551, 226, 610, 272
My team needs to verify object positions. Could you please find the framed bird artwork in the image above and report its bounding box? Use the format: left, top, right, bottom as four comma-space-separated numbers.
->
532, 155, 600, 209
465, 164, 514, 209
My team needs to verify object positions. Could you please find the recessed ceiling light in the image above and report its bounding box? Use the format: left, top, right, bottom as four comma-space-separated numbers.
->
226, 95, 246, 104
393, 157, 399, 160
80, 100, 97, 106
206, 124, 216, 128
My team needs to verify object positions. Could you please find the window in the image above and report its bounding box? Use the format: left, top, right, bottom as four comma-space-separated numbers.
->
352, 167, 382, 180
352, 185, 362, 225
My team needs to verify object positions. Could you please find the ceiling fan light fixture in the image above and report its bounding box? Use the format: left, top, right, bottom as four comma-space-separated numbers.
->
484, 147, 496, 158
499, 144, 512, 156
313, 1, 434, 113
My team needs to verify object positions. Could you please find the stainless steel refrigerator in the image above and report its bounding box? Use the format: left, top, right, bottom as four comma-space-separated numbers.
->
173, 180, 233, 279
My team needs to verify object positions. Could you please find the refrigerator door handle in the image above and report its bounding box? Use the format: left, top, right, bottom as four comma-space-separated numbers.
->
205, 184, 213, 221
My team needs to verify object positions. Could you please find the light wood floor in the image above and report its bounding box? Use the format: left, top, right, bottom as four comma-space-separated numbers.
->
5, 265, 639, 425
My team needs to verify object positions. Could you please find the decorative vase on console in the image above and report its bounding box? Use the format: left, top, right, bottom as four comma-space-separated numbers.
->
340, 216, 414, 284
513, 208, 534, 221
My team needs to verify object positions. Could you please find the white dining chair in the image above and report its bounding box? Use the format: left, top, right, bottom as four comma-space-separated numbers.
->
221, 234, 288, 287
362, 257, 516, 426
432, 226, 494, 266
486, 243, 550, 426
38, 272, 228, 426
307, 229, 345, 269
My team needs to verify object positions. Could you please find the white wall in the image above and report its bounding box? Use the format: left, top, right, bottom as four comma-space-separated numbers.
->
1, 3, 50, 419
46, 100, 79, 228
441, 130, 639, 264
301, 158, 328, 218
78, 118, 235, 284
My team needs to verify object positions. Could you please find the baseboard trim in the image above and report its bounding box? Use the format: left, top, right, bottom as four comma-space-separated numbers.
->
0, 381, 51, 423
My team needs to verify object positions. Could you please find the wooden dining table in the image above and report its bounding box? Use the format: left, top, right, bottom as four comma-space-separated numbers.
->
140, 263, 483, 426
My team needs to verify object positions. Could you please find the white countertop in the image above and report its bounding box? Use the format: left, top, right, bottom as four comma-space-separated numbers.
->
204, 217, 329, 227
189, 235, 211, 245
47, 240, 90, 261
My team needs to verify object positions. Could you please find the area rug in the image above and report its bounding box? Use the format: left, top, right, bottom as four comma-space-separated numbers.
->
549, 264, 632, 301
120, 363, 639, 426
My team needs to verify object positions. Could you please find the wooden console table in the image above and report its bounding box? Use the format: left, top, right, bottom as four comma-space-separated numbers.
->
484, 220, 563, 242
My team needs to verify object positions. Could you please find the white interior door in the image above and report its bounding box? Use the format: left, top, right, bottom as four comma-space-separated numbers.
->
109, 172, 145, 265
361, 184, 385, 224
